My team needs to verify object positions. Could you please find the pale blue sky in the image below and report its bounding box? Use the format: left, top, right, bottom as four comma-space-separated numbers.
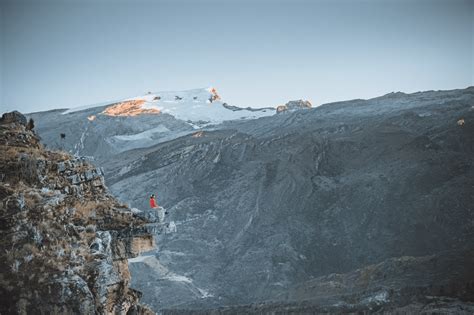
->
1, 0, 473, 113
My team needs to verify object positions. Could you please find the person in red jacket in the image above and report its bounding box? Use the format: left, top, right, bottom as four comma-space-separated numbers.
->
150, 194, 158, 208
150, 194, 168, 214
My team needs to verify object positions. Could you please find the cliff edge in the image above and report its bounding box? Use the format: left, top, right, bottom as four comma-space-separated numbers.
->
0, 111, 155, 314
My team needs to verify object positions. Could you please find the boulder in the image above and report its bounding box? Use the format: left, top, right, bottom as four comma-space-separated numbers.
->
286, 99, 312, 110
0, 111, 27, 125
277, 100, 312, 113
276, 105, 287, 113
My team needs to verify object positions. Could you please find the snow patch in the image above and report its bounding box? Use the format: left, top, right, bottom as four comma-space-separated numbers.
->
118, 164, 133, 176
197, 288, 214, 299
61, 87, 275, 127
163, 274, 193, 284
74, 124, 89, 156
62, 100, 119, 115
164, 221, 177, 233
130, 208, 142, 214
128, 255, 154, 263
160, 250, 187, 257
362, 290, 389, 305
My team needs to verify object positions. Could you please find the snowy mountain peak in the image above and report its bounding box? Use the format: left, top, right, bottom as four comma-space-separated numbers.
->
63, 87, 275, 128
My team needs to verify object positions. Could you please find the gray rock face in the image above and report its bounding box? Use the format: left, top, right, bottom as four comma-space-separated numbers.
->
110, 87, 474, 311
276, 99, 312, 113
160, 249, 474, 314
285, 99, 312, 110
0, 119, 155, 314
222, 102, 274, 113
26, 87, 474, 312
0, 110, 27, 125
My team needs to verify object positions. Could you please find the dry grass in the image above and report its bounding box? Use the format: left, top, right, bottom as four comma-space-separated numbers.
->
0, 135, 43, 156
24, 190, 42, 208
22, 243, 40, 255
1, 146, 19, 160
73, 200, 99, 220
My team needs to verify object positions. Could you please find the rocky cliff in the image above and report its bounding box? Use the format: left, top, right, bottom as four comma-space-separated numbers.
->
0, 112, 156, 314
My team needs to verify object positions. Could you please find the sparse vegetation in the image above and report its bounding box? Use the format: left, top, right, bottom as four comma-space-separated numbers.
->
73, 200, 98, 221
0, 113, 155, 314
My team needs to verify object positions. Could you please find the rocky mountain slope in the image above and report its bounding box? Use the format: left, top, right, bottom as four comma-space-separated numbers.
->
161, 249, 474, 314
27, 87, 474, 313
0, 112, 156, 314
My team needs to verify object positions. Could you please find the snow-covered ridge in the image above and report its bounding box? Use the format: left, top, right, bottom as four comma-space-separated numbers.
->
62, 87, 275, 127
62, 100, 122, 115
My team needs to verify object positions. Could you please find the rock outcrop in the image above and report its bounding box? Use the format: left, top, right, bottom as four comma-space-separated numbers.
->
276, 99, 312, 113
0, 110, 28, 126
222, 102, 274, 113
0, 112, 155, 314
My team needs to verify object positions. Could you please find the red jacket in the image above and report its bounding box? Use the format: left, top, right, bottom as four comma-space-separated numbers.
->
150, 198, 158, 208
